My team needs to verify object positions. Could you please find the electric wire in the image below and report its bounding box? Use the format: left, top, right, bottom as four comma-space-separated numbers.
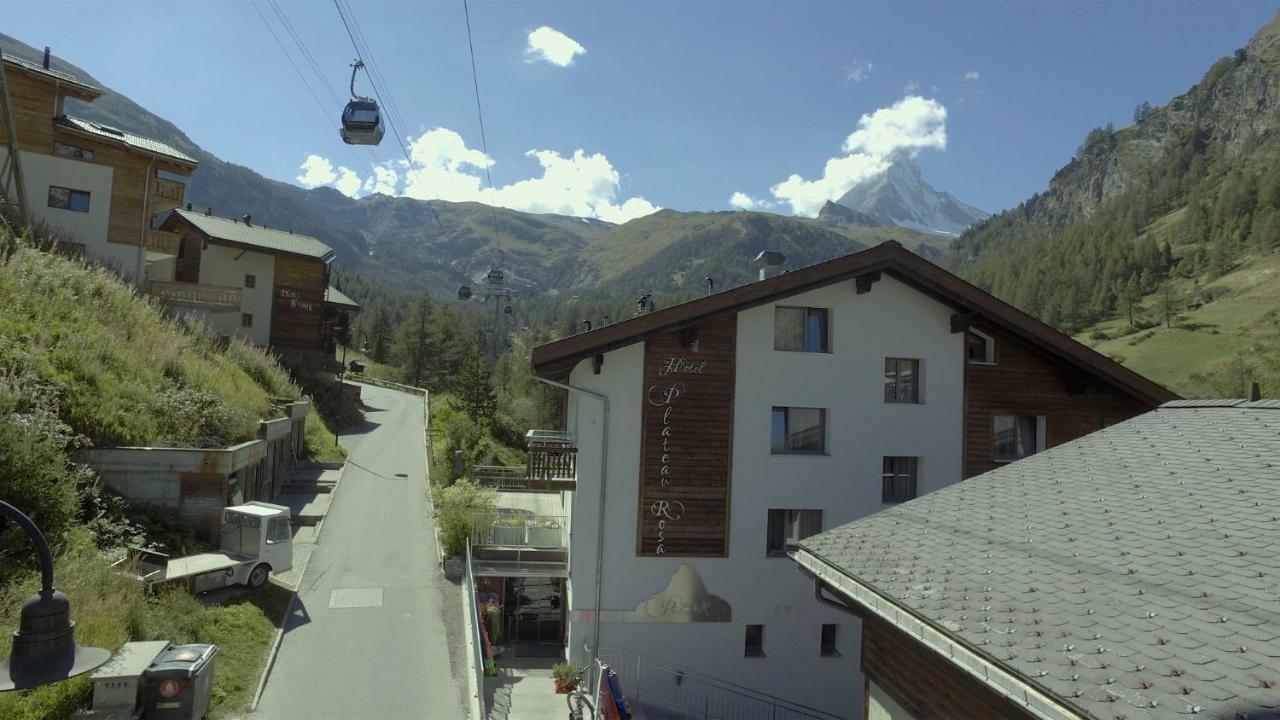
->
332, 0, 445, 232
338, 0, 412, 142
461, 0, 504, 272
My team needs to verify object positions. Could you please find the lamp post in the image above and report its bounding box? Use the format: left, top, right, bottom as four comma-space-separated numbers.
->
0, 501, 110, 691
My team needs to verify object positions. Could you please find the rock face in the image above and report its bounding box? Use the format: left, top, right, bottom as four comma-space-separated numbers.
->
835, 157, 989, 236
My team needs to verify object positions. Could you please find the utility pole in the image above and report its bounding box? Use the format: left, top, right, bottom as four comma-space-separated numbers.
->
0, 49, 30, 226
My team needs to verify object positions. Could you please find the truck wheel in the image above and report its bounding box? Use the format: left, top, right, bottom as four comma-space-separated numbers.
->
248, 563, 271, 590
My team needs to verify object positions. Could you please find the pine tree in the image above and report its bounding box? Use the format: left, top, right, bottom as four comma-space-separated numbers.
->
397, 293, 435, 388
457, 358, 498, 424
367, 303, 395, 363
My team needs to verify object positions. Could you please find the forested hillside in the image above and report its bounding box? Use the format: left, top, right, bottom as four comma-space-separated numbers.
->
948, 14, 1280, 336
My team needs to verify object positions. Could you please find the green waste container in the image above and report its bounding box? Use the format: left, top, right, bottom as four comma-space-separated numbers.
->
140, 643, 218, 720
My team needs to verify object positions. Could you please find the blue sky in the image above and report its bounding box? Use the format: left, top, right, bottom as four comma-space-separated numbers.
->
3, 1, 1275, 221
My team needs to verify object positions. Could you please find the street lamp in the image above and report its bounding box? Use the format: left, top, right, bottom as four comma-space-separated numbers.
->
0, 501, 110, 691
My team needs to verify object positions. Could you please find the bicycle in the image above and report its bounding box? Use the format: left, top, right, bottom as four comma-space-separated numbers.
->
566, 664, 596, 720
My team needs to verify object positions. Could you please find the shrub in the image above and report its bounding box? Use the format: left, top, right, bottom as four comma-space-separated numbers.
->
432, 479, 496, 557
1088, 330, 1111, 341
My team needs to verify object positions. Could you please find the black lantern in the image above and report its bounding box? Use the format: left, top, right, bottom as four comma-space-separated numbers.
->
0, 502, 111, 691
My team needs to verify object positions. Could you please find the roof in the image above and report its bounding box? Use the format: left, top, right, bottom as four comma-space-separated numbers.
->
324, 286, 361, 309
165, 209, 335, 262
0, 52, 101, 96
55, 115, 197, 166
529, 241, 1177, 405
796, 400, 1280, 720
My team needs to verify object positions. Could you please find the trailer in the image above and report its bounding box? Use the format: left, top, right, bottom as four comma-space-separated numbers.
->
117, 502, 293, 593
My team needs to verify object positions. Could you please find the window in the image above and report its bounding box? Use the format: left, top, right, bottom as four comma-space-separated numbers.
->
244, 274, 256, 289
745, 624, 765, 657
884, 358, 921, 403
241, 313, 254, 328
53, 142, 94, 160
266, 517, 290, 544
774, 307, 829, 352
771, 407, 826, 454
820, 624, 840, 657
766, 509, 822, 556
968, 329, 996, 364
882, 457, 918, 502
994, 415, 1044, 462
47, 186, 90, 213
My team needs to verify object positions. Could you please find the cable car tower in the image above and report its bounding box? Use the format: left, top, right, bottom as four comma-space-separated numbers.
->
340, 60, 384, 146
458, 262, 517, 356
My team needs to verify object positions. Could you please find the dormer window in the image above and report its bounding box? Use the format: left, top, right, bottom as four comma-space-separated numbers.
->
967, 329, 995, 364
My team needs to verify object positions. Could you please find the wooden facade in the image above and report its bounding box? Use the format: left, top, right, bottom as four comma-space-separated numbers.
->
962, 322, 1149, 478
636, 316, 736, 557
861, 615, 1031, 720
270, 254, 331, 352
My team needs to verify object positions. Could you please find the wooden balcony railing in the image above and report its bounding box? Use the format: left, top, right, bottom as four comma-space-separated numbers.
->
144, 228, 182, 255
146, 280, 241, 311
528, 446, 576, 482
151, 178, 185, 216
471, 512, 567, 548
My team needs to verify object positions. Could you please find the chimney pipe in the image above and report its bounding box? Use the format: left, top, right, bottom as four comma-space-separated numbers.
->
185, 203, 192, 211
206, 207, 213, 216
242, 214, 252, 227
1248, 381, 1262, 402
705, 277, 714, 296
581, 320, 592, 333
753, 250, 786, 281
42, 47, 50, 70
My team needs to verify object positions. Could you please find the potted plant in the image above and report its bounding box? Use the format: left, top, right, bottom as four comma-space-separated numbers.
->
552, 662, 581, 694
528, 517, 562, 547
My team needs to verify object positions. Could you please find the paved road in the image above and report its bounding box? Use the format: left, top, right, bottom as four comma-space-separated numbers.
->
256, 384, 468, 720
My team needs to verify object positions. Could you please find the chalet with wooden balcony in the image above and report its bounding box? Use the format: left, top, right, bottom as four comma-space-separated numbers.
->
0, 49, 196, 283
157, 208, 344, 357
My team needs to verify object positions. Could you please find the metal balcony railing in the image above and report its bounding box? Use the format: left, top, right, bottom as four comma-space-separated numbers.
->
472, 465, 529, 491
146, 280, 241, 310
471, 512, 566, 548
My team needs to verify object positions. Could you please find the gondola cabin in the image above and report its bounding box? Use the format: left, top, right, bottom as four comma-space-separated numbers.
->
340, 99, 384, 146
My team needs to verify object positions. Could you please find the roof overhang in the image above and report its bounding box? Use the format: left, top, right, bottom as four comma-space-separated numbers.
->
792, 547, 1083, 720
1, 55, 101, 100
530, 242, 1177, 405
161, 212, 335, 263
54, 118, 197, 170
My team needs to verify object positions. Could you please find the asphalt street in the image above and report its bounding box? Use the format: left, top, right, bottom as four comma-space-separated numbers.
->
255, 383, 468, 720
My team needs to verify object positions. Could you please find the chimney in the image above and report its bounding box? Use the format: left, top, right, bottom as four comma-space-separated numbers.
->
185, 202, 192, 211
754, 250, 786, 281
706, 277, 715, 296
242, 214, 253, 226
1248, 382, 1262, 402
581, 319, 593, 333
42, 47, 50, 70
205, 207, 213, 216
601, 315, 611, 326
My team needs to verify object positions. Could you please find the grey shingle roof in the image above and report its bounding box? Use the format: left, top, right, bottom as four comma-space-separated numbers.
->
324, 286, 360, 309
1, 52, 100, 94
56, 116, 197, 165
169, 209, 334, 261
798, 402, 1280, 720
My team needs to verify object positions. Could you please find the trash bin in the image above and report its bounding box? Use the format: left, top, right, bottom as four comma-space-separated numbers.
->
140, 644, 218, 720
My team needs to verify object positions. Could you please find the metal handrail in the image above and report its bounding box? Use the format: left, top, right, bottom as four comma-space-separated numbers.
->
598, 647, 843, 720
145, 280, 240, 310
525, 428, 573, 446
464, 542, 487, 719
471, 512, 567, 548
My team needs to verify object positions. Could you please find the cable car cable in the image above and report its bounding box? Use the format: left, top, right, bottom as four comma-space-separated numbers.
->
338, 0, 411, 140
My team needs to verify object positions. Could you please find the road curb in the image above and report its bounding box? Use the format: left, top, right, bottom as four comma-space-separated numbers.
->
250, 459, 348, 712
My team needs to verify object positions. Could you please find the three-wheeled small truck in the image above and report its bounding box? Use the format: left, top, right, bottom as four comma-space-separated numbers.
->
117, 502, 293, 593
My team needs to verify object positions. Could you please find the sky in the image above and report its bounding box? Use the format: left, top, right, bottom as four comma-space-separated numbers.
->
2, 1, 1275, 222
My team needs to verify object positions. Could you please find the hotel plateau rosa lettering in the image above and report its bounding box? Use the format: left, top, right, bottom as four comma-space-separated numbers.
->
638, 320, 735, 558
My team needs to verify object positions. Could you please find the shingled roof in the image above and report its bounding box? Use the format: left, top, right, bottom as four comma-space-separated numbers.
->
0, 52, 101, 96
164, 209, 335, 262
56, 115, 197, 166
794, 400, 1280, 720
530, 241, 1176, 406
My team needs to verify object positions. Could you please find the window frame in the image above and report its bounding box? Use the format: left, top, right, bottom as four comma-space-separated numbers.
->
881, 457, 919, 503
770, 406, 827, 455
820, 624, 841, 657
244, 274, 257, 289
744, 624, 765, 658
47, 185, 91, 213
241, 313, 254, 328
53, 141, 94, 160
773, 306, 831, 353
765, 509, 823, 556
992, 415, 1046, 462
266, 517, 291, 544
967, 329, 996, 365
883, 357, 922, 404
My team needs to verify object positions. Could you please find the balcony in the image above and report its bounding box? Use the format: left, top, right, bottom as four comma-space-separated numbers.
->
144, 228, 182, 255
146, 280, 241, 311
471, 512, 566, 549
472, 429, 576, 492
151, 178, 186, 216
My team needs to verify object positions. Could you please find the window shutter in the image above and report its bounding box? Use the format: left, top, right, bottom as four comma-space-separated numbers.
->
799, 510, 822, 539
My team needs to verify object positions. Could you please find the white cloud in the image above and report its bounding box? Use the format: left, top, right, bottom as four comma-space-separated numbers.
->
963, 71, 980, 81
297, 128, 659, 224
525, 26, 586, 67
844, 59, 873, 83
297, 154, 362, 197
903, 79, 920, 94
728, 192, 772, 211
769, 95, 948, 216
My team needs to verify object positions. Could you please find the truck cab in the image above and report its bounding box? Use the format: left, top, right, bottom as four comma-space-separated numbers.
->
220, 502, 293, 588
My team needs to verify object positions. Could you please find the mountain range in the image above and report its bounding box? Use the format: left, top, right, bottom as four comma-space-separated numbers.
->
0, 33, 982, 298
835, 156, 988, 236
